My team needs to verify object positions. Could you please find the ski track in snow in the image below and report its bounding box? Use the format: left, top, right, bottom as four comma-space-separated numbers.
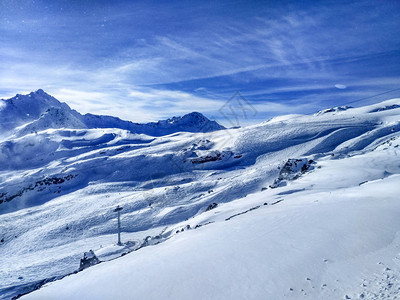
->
0, 93, 399, 299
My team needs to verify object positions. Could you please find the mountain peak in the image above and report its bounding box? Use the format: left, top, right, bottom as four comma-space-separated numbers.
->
164, 111, 207, 124
157, 111, 224, 134
33, 89, 48, 96
10, 89, 60, 106
180, 112, 208, 122
184, 111, 205, 118
35, 88, 45, 94
29, 89, 59, 102
0, 90, 73, 133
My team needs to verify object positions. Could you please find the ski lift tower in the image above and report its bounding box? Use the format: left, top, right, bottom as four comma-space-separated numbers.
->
114, 205, 123, 246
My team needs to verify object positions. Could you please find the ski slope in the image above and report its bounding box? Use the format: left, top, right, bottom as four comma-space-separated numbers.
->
0, 92, 399, 299
23, 151, 400, 300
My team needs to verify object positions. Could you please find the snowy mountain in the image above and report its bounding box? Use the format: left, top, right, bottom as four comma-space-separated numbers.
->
0, 90, 224, 138
0, 89, 76, 133
0, 94, 400, 300
83, 111, 224, 136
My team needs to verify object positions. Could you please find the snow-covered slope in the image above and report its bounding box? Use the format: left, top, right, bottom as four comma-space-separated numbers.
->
0, 95, 399, 300
17, 107, 87, 137
22, 149, 400, 300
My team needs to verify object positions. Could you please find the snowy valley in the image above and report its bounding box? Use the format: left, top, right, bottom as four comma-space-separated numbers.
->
0, 90, 400, 300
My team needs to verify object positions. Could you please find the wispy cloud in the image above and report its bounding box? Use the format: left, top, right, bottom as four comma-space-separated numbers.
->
0, 0, 399, 125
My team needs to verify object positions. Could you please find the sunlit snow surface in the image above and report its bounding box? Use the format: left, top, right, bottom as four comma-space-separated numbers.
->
0, 99, 400, 299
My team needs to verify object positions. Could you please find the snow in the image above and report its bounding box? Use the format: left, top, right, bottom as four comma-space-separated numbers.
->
0, 91, 399, 299
21, 152, 400, 300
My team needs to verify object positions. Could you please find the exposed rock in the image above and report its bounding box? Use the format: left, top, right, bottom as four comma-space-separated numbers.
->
270, 158, 315, 188
206, 202, 218, 211
79, 250, 100, 271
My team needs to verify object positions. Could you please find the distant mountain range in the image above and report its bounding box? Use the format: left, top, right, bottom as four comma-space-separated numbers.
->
0, 89, 224, 137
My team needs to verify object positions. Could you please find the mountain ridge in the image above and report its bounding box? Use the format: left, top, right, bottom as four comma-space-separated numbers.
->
0, 90, 225, 137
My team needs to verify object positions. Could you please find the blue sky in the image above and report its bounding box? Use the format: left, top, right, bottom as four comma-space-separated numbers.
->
0, 0, 399, 125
